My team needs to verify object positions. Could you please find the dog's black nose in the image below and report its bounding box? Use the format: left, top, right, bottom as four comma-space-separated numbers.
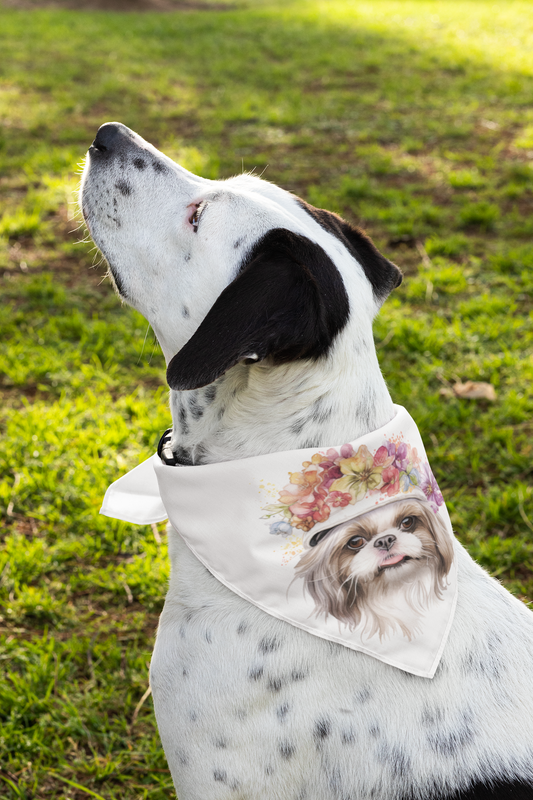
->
91, 122, 130, 154
374, 534, 396, 551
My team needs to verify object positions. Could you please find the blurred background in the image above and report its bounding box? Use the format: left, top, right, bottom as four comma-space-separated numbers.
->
1, 1, 532, 797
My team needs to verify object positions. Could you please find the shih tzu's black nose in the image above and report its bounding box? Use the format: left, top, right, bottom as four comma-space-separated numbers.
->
374, 534, 396, 551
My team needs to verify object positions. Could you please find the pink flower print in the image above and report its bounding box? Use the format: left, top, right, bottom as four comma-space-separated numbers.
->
373, 445, 395, 469
419, 463, 444, 512
410, 446, 421, 467
328, 491, 352, 508
326, 448, 341, 460
318, 460, 343, 490
340, 443, 354, 458
290, 494, 331, 531
279, 464, 323, 509
380, 465, 400, 497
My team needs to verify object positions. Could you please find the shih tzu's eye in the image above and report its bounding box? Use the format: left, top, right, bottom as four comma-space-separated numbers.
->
346, 535, 365, 551
400, 516, 415, 531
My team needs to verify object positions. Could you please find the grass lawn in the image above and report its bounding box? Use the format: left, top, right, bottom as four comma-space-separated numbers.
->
1, 0, 533, 797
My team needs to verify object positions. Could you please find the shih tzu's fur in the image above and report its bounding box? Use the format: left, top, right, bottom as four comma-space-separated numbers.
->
295, 499, 454, 640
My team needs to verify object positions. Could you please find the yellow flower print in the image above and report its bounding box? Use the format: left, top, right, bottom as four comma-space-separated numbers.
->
330, 445, 384, 502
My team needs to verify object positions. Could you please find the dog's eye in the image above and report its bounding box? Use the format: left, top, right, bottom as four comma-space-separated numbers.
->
190, 202, 206, 232
346, 536, 365, 551
400, 516, 415, 530
190, 207, 200, 232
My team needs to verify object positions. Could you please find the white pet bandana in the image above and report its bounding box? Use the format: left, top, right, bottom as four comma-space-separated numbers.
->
101, 405, 457, 678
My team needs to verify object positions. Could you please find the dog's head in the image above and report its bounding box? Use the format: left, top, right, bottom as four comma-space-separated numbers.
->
294, 499, 454, 631
80, 122, 402, 392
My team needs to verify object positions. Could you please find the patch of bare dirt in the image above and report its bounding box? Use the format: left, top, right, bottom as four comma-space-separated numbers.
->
2, 0, 235, 11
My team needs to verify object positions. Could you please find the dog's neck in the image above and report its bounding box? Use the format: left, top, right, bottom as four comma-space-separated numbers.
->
168, 323, 395, 465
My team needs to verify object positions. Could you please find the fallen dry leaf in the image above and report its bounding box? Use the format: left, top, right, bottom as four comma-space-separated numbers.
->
452, 381, 497, 401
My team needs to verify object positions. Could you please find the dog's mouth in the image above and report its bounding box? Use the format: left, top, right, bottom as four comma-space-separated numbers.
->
378, 553, 411, 570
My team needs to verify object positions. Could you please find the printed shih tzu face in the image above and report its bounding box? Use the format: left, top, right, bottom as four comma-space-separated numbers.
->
294, 499, 454, 641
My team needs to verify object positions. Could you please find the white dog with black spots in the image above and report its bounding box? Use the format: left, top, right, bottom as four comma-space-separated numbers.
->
81, 122, 533, 800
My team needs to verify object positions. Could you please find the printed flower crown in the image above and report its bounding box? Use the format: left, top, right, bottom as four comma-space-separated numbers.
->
263, 438, 443, 535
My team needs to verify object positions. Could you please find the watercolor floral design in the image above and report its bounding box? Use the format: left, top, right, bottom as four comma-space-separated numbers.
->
263, 438, 443, 535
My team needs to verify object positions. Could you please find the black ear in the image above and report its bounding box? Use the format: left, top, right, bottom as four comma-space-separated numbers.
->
296, 198, 403, 301
166, 228, 349, 391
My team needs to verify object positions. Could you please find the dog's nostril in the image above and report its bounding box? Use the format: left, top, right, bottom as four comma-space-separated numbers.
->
91, 122, 123, 154
374, 534, 396, 551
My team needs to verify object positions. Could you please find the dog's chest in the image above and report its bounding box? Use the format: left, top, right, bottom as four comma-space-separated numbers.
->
149, 531, 505, 800
150, 531, 406, 798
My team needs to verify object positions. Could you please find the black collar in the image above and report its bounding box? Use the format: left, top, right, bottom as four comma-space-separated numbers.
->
157, 429, 194, 467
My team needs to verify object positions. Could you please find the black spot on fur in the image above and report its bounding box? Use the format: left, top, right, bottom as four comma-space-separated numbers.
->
355, 687, 372, 705
215, 738, 227, 749
176, 748, 189, 766
189, 395, 204, 420
234, 238, 243, 249
166, 228, 351, 390
378, 743, 411, 777
291, 418, 306, 435
182, 667, 189, 678
279, 740, 296, 760
184, 253, 191, 262
182, 305, 190, 318
170, 444, 193, 466
204, 630, 212, 643
237, 620, 247, 635
213, 769, 227, 783
277, 703, 290, 722
421, 706, 445, 727
265, 764, 275, 776
205, 385, 217, 403
297, 197, 402, 300
341, 728, 356, 745
217, 406, 226, 420
133, 157, 146, 170
369, 723, 380, 738
301, 439, 317, 449
259, 636, 281, 654
314, 718, 331, 744
192, 443, 206, 465
311, 397, 333, 423
462, 634, 504, 680
248, 666, 264, 681
189, 710, 198, 722
115, 179, 133, 196
291, 669, 307, 682
268, 677, 283, 693
427, 711, 475, 757
179, 405, 189, 436
152, 160, 166, 174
